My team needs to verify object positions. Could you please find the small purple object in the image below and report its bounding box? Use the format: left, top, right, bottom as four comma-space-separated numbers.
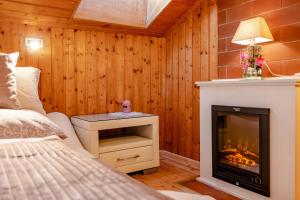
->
122, 100, 131, 113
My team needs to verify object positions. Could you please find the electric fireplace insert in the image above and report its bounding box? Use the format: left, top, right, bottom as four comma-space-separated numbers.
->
212, 105, 270, 196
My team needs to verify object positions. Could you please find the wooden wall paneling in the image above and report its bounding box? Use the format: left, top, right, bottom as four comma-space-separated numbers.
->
8, 23, 21, 56
0, 21, 21, 53
178, 21, 186, 157
105, 33, 115, 113
150, 37, 160, 115
0, 23, 4, 52
124, 34, 134, 105
95, 31, 107, 113
74, 30, 87, 114
200, 1, 210, 81
0, 22, 11, 53
51, 27, 65, 112
0, 21, 25, 62
142, 36, 151, 113
86, 31, 97, 114
0, 20, 172, 154
114, 33, 125, 112
12, 0, 80, 10
0, 0, 73, 18
0, 22, 25, 64
165, 33, 173, 152
15, 24, 26, 66
192, 5, 202, 161
171, 30, 179, 154
158, 37, 167, 150
132, 35, 143, 112
209, 0, 218, 80
63, 29, 77, 116
36, 25, 53, 112
162, 0, 218, 160
0, 21, 16, 56
184, 12, 194, 158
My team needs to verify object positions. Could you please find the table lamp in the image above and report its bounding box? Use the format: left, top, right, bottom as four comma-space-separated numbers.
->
232, 17, 274, 79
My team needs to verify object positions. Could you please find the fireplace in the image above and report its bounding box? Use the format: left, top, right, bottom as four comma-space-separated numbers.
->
212, 105, 270, 196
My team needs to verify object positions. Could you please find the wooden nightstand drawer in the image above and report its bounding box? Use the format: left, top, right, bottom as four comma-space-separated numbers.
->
100, 146, 154, 168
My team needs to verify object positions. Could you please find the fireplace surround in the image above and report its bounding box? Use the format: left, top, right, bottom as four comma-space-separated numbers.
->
212, 105, 270, 196
196, 78, 300, 199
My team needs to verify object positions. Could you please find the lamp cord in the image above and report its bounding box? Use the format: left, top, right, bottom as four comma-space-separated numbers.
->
264, 62, 285, 77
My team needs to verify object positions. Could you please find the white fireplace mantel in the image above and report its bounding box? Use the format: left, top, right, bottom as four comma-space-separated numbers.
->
195, 77, 300, 200
196, 77, 300, 87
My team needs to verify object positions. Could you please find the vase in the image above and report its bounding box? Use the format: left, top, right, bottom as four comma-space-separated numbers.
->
244, 66, 262, 80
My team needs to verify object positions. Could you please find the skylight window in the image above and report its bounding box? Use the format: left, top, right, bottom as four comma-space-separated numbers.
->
73, 0, 171, 28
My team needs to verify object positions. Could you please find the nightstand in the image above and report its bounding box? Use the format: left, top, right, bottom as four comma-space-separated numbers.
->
71, 112, 159, 173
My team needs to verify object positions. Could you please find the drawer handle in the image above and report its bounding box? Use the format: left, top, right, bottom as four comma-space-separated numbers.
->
117, 155, 140, 162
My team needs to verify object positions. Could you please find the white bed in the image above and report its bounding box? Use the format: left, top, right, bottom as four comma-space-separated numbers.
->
0, 111, 171, 200
47, 112, 94, 159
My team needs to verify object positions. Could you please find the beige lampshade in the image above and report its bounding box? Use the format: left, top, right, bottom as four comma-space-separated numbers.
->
232, 17, 274, 45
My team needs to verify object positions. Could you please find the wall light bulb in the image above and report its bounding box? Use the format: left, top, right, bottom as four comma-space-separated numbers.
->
25, 38, 43, 50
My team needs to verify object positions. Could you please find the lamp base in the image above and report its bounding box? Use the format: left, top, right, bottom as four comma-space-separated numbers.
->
241, 44, 263, 80
243, 66, 262, 80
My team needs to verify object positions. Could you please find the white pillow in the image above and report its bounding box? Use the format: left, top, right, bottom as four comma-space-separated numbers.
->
0, 52, 20, 109
0, 109, 65, 139
15, 67, 46, 115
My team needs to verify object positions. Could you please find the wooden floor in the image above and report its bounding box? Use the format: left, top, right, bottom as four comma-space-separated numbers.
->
131, 151, 239, 200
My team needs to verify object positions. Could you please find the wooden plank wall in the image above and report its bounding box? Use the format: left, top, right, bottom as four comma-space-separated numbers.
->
0, 21, 165, 119
163, 0, 217, 160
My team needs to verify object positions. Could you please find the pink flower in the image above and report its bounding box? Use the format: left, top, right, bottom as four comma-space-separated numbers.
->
242, 63, 249, 70
240, 52, 249, 61
255, 57, 264, 66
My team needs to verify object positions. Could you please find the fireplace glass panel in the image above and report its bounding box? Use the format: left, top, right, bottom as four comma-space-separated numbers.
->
212, 105, 270, 196
217, 112, 260, 174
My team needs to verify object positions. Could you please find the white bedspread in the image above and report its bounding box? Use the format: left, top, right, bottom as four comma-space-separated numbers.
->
47, 112, 94, 159
0, 137, 170, 200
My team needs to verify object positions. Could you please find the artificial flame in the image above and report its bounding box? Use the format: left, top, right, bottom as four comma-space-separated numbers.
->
224, 152, 256, 166
222, 140, 259, 167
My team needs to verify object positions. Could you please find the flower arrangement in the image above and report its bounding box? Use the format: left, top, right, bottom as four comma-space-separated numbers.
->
240, 45, 264, 79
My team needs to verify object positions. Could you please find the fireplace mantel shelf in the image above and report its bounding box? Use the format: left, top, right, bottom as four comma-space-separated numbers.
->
195, 76, 300, 87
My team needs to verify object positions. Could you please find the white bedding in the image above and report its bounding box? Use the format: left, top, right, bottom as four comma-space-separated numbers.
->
0, 136, 169, 200
47, 112, 95, 159
0, 109, 65, 139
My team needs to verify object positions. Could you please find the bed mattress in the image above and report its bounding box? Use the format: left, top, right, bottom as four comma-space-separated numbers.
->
0, 137, 169, 200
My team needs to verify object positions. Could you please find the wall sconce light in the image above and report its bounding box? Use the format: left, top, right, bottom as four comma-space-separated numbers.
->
25, 37, 43, 50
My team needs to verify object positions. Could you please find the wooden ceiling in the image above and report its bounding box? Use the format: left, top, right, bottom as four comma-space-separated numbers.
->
0, 0, 198, 36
